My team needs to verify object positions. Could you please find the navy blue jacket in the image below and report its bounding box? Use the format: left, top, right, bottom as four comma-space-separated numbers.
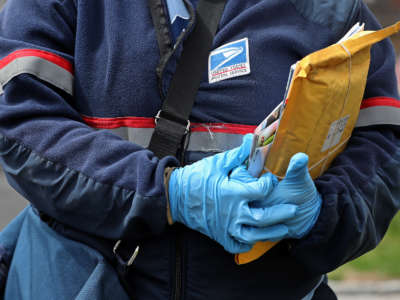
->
0, 0, 399, 299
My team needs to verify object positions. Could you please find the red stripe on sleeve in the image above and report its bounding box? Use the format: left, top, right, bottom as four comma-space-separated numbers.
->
361, 97, 400, 109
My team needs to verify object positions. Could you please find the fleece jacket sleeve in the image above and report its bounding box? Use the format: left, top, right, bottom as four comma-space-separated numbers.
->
0, 0, 179, 242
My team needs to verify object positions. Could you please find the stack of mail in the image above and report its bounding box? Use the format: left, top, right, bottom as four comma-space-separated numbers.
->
236, 21, 400, 265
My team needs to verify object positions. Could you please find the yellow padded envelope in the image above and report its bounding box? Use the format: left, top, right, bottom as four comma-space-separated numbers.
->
235, 21, 400, 265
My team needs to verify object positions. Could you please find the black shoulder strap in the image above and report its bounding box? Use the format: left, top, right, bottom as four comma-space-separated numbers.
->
148, 0, 227, 159
38, 3, 227, 299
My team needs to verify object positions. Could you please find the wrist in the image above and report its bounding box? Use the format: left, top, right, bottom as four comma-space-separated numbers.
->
167, 167, 182, 224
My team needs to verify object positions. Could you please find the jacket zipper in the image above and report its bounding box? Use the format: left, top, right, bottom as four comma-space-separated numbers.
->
174, 233, 183, 300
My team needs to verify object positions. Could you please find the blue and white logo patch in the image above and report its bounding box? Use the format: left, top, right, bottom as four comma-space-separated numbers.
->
208, 38, 250, 84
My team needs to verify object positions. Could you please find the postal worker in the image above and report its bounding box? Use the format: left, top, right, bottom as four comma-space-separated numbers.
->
0, 0, 399, 299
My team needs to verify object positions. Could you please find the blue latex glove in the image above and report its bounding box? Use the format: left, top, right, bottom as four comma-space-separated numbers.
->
168, 134, 298, 253
235, 153, 322, 244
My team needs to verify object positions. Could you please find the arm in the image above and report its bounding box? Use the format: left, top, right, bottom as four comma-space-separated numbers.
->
0, 0, 178, 241
290, 3, 400, 275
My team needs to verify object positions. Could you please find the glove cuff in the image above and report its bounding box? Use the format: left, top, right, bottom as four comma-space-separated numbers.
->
164, 167, 177, 225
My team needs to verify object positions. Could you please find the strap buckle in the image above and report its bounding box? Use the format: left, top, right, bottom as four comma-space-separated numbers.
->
150, 110, 192, 159
113, 240, 140, 267
155, 110, 191, 134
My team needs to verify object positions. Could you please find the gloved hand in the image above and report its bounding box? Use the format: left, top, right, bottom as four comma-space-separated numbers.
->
234, 152, 322, 243
168, 134, 298, 253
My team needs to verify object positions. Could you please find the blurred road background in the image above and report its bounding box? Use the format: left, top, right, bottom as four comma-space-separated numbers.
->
0, 171, 26, 230
0, 0, 399, 299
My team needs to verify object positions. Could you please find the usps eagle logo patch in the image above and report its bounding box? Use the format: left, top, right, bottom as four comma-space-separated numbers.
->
208, 38, 250, 84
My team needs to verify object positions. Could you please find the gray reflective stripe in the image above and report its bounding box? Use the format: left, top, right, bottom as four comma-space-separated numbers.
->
107, 127, 244, 152
356, 105, 400, 127
110, 127, 154, 149
0, 56, 73, 95
189, 131, 243, 152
